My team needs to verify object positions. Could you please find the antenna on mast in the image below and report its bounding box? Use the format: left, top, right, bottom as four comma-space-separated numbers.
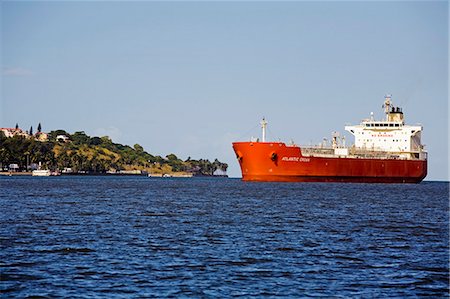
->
260, 117, 268, 142
383, 94, 392, 121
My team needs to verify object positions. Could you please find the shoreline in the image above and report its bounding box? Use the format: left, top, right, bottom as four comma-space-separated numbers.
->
0, 171, 228, 178
0, 172, 33, 176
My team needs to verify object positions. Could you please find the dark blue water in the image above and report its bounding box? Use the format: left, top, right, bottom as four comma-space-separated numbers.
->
1, 177, 448, 298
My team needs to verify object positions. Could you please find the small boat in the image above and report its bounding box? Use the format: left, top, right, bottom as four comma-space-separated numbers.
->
32, 170, 51, 176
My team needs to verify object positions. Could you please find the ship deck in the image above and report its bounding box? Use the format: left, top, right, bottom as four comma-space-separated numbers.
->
297, 146, 427, 161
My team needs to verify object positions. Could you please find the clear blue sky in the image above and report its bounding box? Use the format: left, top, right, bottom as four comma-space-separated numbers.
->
1, 1, 448, 180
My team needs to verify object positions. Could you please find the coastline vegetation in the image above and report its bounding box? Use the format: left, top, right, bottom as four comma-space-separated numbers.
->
0, 130, 228, 176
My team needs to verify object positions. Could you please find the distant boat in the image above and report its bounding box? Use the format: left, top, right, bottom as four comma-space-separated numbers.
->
32, 170, 51, 176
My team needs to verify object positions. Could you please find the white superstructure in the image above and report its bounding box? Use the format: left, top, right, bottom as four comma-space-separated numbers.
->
344, 95, 425, 159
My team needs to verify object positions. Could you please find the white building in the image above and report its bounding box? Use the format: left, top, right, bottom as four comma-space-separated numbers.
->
56, 135, 70, 142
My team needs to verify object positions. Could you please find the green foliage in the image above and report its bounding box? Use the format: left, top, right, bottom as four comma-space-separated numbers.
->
134, 144, 144, 153
90, 137, 102, 146
183, 158, 228, 175
71, 131, 90, 145
166, 153, 178, 161
0, 130, 227, 175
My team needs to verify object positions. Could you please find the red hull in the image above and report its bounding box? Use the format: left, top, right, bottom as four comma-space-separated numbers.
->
232, 142, 427, 183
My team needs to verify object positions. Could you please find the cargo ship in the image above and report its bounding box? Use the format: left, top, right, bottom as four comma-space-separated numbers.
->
232, 95, 427, 183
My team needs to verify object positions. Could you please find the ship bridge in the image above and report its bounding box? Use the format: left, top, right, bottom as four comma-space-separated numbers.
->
344, 95, 425, 159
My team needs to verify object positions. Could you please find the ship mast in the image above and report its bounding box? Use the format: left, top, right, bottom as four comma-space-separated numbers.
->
260, 118, 268, 142
383, 94, 392, 121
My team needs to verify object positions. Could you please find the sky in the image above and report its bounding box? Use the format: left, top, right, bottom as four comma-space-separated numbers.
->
1, 1, 448, 180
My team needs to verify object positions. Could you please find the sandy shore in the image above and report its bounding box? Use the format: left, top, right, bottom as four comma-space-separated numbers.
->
0, 172, 33, 176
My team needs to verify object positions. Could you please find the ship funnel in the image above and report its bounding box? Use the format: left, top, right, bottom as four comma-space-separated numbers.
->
383, 95, 404, 123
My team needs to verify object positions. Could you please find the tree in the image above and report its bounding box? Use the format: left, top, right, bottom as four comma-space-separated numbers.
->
101, 136, 112, 144
15, 123, 19, 130
71, 131, 90, 145
37, 123, 42, 133
166, 153, 178, 161
90, 137, 102, 146
134, 144, 144, 153
30, 126, 33, 135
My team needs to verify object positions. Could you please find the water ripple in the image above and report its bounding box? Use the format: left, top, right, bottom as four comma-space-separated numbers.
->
0, 177, 448, 297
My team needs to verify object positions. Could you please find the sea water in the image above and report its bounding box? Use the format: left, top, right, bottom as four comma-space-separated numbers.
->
1, 177, 448, 297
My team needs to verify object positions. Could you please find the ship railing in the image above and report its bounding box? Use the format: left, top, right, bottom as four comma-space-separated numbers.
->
300, 146, 426, 160
300, 147, 335, 156
348, 148, 426, 160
